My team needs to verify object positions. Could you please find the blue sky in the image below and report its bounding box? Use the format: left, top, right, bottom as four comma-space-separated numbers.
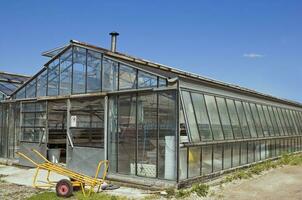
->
0, 1, 301, 102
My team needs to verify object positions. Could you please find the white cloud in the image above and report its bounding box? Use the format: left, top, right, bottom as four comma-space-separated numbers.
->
243, 53, 264, 58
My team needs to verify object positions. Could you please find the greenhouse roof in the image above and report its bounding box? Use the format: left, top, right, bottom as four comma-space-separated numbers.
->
0, 71, 30, 96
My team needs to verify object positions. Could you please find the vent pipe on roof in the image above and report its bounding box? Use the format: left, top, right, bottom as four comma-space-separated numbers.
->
109, 32, 119, 52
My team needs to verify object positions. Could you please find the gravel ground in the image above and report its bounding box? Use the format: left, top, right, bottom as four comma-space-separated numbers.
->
0, 177, 41, 200
207, 165, 302, 200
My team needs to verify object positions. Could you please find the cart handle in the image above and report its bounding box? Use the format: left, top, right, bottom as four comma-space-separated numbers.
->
16, 151, 39, 166
31, 149, 50, 163
94, 160, 109, 181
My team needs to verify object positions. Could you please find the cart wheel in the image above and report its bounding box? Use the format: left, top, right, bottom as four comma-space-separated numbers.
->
56, 179, 73, 198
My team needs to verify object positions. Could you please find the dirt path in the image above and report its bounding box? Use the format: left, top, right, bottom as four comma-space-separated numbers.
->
211, 165, 302, 200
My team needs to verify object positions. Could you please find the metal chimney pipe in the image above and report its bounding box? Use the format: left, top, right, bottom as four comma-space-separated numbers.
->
109, 32, 119, 52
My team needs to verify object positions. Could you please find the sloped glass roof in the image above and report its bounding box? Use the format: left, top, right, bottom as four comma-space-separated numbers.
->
12, 44, 167, 100
0, 72, 30, 96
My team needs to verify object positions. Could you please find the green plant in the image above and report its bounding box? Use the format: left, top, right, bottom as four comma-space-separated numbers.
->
191, 183, 209, 197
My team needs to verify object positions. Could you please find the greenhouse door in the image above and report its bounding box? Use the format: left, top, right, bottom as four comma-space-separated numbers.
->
18, 101, 48, 167
66, 97, 105, 177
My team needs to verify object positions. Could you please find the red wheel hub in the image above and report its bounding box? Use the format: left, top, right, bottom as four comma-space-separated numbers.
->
59, 184, 69, 195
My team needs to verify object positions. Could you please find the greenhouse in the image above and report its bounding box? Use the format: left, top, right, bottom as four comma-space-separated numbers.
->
1, 33, 302, 188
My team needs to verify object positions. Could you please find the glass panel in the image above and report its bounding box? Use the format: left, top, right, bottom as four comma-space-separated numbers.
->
117, 95, 136, 175
179, 103, 189, 143
158, 91, 177, 180
16, 87, 26, 99
260, 141, 266, 159
108, 96, 118, 173
268, 106, 279, 136
273, 107, 285, 136
257, 104, 269, 137
36, 70, 47, 97
87, 50, 102, 92
70, 98, 104, 148
26, 78, 36, 98
158, 78, 167, 87
277, 108, 289, 135
213, 144, 222, 172
60, 48, 72, 95
223, 143, 232, 169
250, 103, 264, 137
72, 47, 86, 94
263, 105, 274, 136
289, 110, 299, 135
243, 102, 257, 138
255, 141, 261, 161
276, 139, 281, 156
216, 97, 234, 140
293, 111, 302, 134
188, 147, 201, 178
119, 64, 137, 90
182, 91, 200, 142
205, 95, 224, 140
235, 101, 250, 138
248, 142, 254, 163
102, 58, 118, 91
138, 71, 158, 88
240, 142, 248, 165
226, 99, 242, 139
282, 109, 292, 135
47, 59, 60, 96
201, 145, 212, 175
191, 93, 212, 141
137, 93, 157, 178
179, 148, 188, 180
232, 143, 240, 167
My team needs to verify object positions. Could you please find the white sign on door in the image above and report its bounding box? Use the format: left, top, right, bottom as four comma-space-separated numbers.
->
70, 115, 77, 127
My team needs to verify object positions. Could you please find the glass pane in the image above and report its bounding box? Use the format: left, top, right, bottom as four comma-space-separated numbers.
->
87, 50, 102, 92
204, 95, 224, 140
16, 87, 26, 99
282, 109, 292, 135
226, 99, 242, 139
72, 47, 86, 94
240, 142, 248, 165
47, 59, 59, 96
257, 104, 269, 137
137, 93, 157, 178
117, 95, 136, 175
232, 143, 240, 167
191, 93, 212, 141
216, 97, 234, 140
179, 148, 188, 180
263, 105, 274, 136
102, 58, 118, 91
248, 142, 254, 163
293, 111, 302, 134
158, 78, 167, 87
250, 103, 264, 137
289, 110, 299, 135
26, 78, 36, 98
108, 96, 118, 173
277, 108, 289, 135
268, 106, 280, 136
255, 141, 261, 161
138, 71, 158, 88
179, 103, 189, 143
213, 144, 223, 172
37, 70, 47, 97
60, 48, 72, 95
235, 101, 250, 138
119, 64, 137, 90
158, 91, 177, 180
243, 102, 257, 138
223, 143, 232, 169
182, 91, 200, 142
201, 145, 212, 175
273, 107, 285, 136
188, 147, 201, 178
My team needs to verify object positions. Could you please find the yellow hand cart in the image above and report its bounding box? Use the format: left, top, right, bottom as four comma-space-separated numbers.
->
16, 149, 109, 197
